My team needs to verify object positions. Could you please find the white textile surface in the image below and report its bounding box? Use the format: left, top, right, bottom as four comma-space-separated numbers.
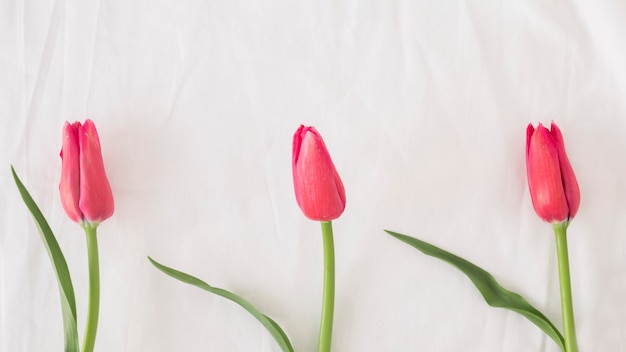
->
1, 0, 625, 351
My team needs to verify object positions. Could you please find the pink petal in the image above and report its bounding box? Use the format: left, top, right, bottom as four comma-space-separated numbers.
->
59, 121, 83, 223
292, 125, 345, 221
550, 122, 580, 220
526, 123, 569, 223
78, 119, 114, 223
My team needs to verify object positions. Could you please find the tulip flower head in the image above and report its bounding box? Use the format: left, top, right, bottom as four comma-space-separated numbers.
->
526, 122, 580, 225
292, 125, 346, 221
59, 119, 114, 225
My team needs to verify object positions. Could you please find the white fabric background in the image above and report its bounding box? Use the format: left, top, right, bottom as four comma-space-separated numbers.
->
1, 0, 625, 351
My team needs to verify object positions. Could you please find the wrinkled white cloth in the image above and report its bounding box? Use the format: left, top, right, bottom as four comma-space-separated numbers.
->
1, 0, 624, 351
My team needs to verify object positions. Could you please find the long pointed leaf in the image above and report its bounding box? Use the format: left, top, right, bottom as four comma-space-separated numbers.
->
11, 166, 79, 352
148, 256, 294, 352
385, 230, 565, 351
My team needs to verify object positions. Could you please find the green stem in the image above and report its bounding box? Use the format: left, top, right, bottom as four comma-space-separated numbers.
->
82, 224, 100, 352
553, 223, 578, 352
318, 221, 335, 352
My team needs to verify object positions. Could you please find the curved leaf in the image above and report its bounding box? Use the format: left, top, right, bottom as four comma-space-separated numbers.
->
11, 166, 79, 352
148, 256, 294, 352
385, 230, 565, 351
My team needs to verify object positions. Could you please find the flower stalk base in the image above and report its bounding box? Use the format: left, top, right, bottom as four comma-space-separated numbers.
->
554, 223, 578, 352
82, 224, 100, 352
318, 221, 335, 352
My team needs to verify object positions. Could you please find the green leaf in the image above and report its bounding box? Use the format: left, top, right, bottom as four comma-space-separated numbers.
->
148, 256, 295, 352
11, 166, 79, 352
385, 230, 565, 351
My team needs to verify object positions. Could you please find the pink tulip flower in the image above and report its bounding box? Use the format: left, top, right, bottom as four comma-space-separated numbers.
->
292, 125, 346, 221
526, 122, 580, 224
59, 119, 114, 224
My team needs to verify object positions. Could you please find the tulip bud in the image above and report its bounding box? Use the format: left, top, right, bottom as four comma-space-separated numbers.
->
526, 122, 580, 224
292, 125, 346, 221
59, 119, 114, 225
